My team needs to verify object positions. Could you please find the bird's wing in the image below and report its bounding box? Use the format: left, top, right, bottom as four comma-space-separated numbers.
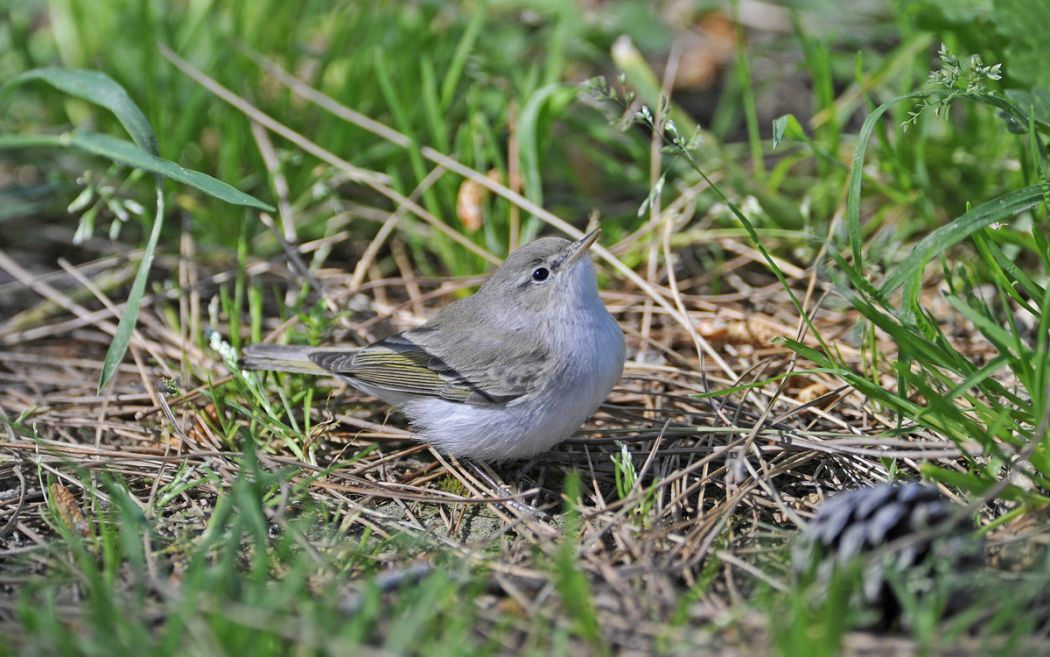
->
308, 328, 550, 405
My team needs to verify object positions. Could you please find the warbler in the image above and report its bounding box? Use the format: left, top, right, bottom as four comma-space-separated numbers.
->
241, 229, 625, 461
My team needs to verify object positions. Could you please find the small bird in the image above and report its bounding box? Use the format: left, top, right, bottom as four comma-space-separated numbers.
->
241, 229, 625, 462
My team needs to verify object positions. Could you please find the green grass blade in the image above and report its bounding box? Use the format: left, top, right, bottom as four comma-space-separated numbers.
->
845, 93, 921, 268
439, 1, 486, 109
98, 187, 164, 393
3, 67, 159, 155
944, 295, 1022, 359
0, 133, 67, 149
972, 231, 1045, 313
943, 354, 1011, 402
420, 56, 450, 153
69, 130, 273, 211
553, 473, 607, 654
879, 184, 1045, 295
691, 367, 843, 398
732, 0, 764, 182
518, 83, 565, 227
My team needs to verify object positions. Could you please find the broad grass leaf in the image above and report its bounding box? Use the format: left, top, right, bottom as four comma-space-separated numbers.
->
3, 67, 159, 155
879, 185, 1045, 295
70, 131, 273, 211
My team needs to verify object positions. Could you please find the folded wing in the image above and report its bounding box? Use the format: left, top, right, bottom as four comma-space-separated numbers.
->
308, 329, 550, 406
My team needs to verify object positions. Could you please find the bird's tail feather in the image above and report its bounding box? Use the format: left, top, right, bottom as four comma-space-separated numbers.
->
240, 344, 330, 375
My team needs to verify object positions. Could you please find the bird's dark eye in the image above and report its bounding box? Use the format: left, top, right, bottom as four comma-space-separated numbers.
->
531, 267, 550, 282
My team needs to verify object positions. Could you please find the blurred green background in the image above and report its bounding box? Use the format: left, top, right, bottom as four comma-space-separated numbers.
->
0, 0, 1024, 272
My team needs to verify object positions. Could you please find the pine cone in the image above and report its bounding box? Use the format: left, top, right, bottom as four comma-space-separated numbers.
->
792, 482, 984, 627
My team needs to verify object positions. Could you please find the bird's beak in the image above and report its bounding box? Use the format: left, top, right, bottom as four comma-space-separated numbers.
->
563, 228, 600, 268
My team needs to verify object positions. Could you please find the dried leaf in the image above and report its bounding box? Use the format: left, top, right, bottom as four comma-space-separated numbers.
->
186, 404, 222, 445
796, 381, 832, 404
673, 13, 738, 91
49, 482, 89, 536
696, 315, 787, 346
456, 178, 488, 232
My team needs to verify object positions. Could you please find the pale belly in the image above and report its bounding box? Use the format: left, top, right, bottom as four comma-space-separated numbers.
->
401, 316, 624, 461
